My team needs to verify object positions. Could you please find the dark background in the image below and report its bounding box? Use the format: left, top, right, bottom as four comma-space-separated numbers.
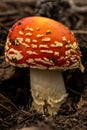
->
0, 0, 87, 130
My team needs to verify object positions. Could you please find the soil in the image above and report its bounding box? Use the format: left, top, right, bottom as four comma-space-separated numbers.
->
0, 0, 87, 130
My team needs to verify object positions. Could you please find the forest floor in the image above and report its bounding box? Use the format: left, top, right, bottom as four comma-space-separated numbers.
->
0, 0, 87, 130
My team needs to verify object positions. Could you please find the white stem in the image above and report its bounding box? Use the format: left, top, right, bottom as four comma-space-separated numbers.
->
30, 69, 68, 115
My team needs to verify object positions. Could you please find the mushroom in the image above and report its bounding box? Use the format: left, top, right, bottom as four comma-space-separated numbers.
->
5, 16, 84, 115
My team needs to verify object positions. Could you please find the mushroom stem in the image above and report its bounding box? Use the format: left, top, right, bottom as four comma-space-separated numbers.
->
30, 69, 68, 115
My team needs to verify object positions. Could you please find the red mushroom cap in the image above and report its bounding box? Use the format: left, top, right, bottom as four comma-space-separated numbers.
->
5, 16, 81, 70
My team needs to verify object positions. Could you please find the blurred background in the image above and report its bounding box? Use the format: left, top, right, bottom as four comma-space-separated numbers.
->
0, 0, 87, 130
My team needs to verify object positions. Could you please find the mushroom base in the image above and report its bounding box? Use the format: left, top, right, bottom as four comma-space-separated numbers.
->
30, 69, 68, 115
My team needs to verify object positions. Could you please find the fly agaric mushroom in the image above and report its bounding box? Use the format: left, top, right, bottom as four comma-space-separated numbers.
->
5, 16, 84, 115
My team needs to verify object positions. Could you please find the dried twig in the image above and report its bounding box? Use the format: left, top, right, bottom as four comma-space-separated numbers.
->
1, 0, 36, 3
0, 93, 17, 109
73, 30, 87, 34
68, 0, 87, 12
64, 0, 87, 5
0, 10, 19, 16
0, 103, 12, 112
